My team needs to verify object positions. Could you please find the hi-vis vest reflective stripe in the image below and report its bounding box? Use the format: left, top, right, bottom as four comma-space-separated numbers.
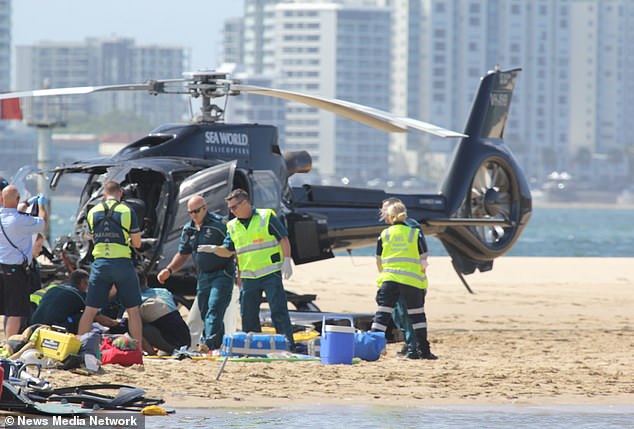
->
377, 224, 427, 289
30, 283, 58, 306
88, 200, 133, 259
227, 209, 282, 279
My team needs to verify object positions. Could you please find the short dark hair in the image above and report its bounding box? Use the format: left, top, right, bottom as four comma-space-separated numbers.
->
104, 180, 122, 195
68, 269, 90, 288
225, 188, 249, 202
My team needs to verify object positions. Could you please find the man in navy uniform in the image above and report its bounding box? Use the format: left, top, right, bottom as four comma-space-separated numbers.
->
157, 195, 235, 351
77, 180, 143, 345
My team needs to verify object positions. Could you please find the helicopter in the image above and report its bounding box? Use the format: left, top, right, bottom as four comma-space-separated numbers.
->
0, 67, 531, 300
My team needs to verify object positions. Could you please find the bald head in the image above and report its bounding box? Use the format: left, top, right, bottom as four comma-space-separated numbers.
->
188, 195, 205, 210
187, 195, 208, 223
1, 185, 20, 209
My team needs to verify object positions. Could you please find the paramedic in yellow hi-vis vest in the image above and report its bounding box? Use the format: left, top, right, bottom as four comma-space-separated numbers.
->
77, 180, 143, 345
199, 188, 295, 348
371, 201, 437, 360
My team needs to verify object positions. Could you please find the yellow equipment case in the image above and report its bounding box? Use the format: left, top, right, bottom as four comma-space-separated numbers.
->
34, 326, 81, 361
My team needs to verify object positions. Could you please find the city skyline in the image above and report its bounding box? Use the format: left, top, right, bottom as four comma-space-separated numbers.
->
10, 0, 243, 84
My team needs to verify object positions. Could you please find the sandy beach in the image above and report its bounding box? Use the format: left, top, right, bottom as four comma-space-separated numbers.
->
37, 256, 634, 408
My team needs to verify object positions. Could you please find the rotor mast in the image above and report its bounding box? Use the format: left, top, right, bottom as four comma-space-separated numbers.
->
185, 71, 237, 123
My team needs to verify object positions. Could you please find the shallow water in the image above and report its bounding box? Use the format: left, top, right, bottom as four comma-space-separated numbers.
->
147, 405, 634, 429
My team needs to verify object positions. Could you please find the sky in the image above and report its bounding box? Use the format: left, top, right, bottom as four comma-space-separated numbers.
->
11, 0, 244, 76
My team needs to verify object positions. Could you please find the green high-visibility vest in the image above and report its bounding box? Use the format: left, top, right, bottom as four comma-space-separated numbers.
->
377, 224, 427, 289
30, 283, 58, 306
88, 200, 133, 259
227, 209, 283, 279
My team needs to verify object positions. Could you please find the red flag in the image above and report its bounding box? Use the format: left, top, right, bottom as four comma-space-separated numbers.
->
0, 98, 23, 120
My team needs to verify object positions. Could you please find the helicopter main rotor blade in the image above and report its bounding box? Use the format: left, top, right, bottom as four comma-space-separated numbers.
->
0, 79, 190, 100
232, 84, 467, 138
232, 84, 407, 133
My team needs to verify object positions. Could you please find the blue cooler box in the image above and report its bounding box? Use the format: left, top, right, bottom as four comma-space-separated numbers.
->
222, 332, 290, 357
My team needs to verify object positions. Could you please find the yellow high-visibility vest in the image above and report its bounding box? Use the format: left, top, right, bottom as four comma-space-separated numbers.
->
227, 209, 282, 279
377, 224, 427, 289
30, 283, 58, 306
88, 200, 133, 259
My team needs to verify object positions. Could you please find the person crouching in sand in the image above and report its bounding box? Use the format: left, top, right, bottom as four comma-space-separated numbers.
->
371, 201, 437, 360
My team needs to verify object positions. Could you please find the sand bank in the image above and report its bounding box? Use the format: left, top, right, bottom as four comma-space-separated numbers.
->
39, 256, 634, 407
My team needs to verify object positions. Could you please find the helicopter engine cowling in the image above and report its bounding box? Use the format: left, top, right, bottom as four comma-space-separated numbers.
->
284, 150, 312, 177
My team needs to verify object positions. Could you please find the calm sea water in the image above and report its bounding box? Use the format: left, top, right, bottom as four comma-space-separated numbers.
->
145, 405, 634, 429
49, 201, 634, 257
337, 206, 634, 258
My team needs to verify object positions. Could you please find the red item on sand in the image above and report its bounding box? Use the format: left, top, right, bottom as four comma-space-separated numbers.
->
100, 337, 143, 367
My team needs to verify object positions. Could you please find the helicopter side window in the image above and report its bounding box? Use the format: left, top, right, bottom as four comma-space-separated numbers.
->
249, 170, 282, 214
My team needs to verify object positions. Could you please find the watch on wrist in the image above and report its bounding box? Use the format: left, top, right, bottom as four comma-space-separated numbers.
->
167, 267, 173, 274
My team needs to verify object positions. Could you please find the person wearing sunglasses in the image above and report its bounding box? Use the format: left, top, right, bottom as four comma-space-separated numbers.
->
198, 188, 295, 349
157, 194, 235, 352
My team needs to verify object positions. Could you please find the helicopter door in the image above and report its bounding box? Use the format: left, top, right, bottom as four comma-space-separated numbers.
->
172, 161, 236, 234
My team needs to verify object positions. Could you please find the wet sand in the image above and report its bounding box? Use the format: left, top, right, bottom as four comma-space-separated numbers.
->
38, 256, 634, 408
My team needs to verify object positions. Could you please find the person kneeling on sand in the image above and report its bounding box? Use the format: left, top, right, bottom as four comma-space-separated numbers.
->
30, 269, 119, 334
136, 272, 190, 355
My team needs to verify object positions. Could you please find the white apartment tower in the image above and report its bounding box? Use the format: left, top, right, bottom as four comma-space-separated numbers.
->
415, 0, 572, 180
274, 3, 392, 182
244, 0, 279, 75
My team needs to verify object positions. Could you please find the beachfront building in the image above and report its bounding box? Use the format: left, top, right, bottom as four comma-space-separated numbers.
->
567, 0, 633, 185
274, 2, 391, 184
232, 0, 634, 188
15, 37, 188, 125
243, 0, 279, 76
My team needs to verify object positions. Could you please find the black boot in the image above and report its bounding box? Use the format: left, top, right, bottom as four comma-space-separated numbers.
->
418, 345, 438, 360
404, 345, 420, 359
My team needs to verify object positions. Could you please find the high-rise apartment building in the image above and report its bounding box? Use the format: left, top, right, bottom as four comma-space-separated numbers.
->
413, 0, 572, 181
274, 2, 391, 182
243, 0, 279, 75
0, 0, 10, 92
15, 37, 187, 125
221, 17, 245, 65
236, 0, 634, 185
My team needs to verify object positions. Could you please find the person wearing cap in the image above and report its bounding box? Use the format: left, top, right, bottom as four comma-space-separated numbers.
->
0, 185, 47, 339
200, 188, 295, 348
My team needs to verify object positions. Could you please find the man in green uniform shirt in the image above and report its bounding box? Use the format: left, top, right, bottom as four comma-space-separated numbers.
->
157, 195, 235, 351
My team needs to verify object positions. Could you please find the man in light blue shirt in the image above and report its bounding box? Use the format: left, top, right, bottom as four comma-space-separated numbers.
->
0, 185, 47, 339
